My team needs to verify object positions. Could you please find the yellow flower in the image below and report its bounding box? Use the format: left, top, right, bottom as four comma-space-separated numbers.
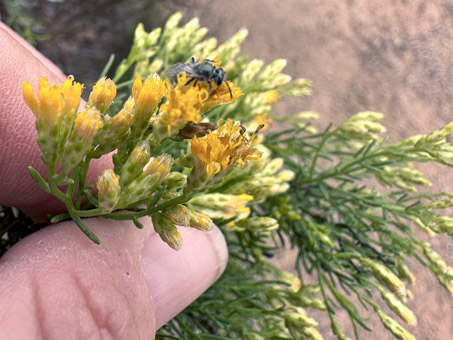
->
159, 72, 208, 134
74, 108, 103, 141
88, 77, 117, 114
22, 76, 82, 127
200, 80, 242, 113
132, 74, 166, 117
110, 97, 136, 134
190, 118, 262, 176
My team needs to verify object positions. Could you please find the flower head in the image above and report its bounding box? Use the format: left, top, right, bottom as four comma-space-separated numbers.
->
131, 75, 165, 138
190, 118, 262, 176
132, 74, 166, 115
88, 77, 117, 114
74, 108, 103, 141
186, 119, 262, 193
158, 72, 208, 136
22, 76, 82, 127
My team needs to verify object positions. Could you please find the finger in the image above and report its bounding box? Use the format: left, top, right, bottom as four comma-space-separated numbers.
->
0, 218, 228, 339
0, 23, 112, 221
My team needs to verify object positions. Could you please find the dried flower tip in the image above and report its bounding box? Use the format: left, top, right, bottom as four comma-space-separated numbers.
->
295, 111, 320, 121
96, 169, 121, 213
177, 122, 218, 139
88, 77, 117, 114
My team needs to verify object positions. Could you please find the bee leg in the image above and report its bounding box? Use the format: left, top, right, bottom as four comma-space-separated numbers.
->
191, 56, 196, 63
225, 81, 233, 98
184, 77, 196, 86
193, 79, 198, 87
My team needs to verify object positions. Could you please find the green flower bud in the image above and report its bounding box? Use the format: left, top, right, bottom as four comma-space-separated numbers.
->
96, 169, 121, 213
375, 308, 415, 340
152, 212, 182, 250
166, 205, 191, 227
120, 141, 151, 187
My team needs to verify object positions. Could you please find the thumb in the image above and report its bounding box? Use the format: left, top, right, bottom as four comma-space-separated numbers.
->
0, 218, 228, 339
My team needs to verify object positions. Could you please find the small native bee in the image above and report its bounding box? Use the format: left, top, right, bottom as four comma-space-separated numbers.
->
165, 57, 233, 98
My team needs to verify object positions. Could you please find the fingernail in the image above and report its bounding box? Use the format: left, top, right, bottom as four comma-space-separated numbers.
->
140, 226, 228, 328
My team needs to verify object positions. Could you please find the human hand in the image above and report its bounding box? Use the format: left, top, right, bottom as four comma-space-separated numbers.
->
0, 22, 228, 339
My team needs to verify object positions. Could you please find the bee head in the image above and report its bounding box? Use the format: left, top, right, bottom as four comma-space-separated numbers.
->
212, 68, 226, 86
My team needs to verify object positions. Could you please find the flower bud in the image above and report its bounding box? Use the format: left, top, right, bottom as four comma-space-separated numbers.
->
120, 141, 151, 187
234, 217, 279, 232
96, 169, 121, 213
375, 284, 417, 325
144, 153, 173, 182
376, 308, 415, 340
161, 172, 187, 190
188, 211, 214, 231
152, 212, 182, 250
166, 204, 191, 227
360, 258, 408, 299
88, 77, 117, 114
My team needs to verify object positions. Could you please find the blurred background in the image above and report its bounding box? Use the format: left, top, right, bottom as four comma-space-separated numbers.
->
2, 0, 452, 338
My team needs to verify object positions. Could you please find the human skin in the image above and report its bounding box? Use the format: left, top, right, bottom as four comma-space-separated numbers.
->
0, 22, 228, 339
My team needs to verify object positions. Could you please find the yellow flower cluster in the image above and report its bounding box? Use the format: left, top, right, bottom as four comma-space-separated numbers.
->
158, 58, 241, 137
22, 76, 82, 127
190, 118, 262, 176
159, 72, 208, 134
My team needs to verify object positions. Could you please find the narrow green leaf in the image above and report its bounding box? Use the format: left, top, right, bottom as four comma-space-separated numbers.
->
28, 166, 50, 193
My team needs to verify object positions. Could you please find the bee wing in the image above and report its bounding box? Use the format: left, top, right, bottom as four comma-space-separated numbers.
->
164, 63, 182, 80
165, 63, 195, 81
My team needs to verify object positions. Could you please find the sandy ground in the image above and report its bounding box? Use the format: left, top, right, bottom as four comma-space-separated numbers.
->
181, 1, 453, 339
